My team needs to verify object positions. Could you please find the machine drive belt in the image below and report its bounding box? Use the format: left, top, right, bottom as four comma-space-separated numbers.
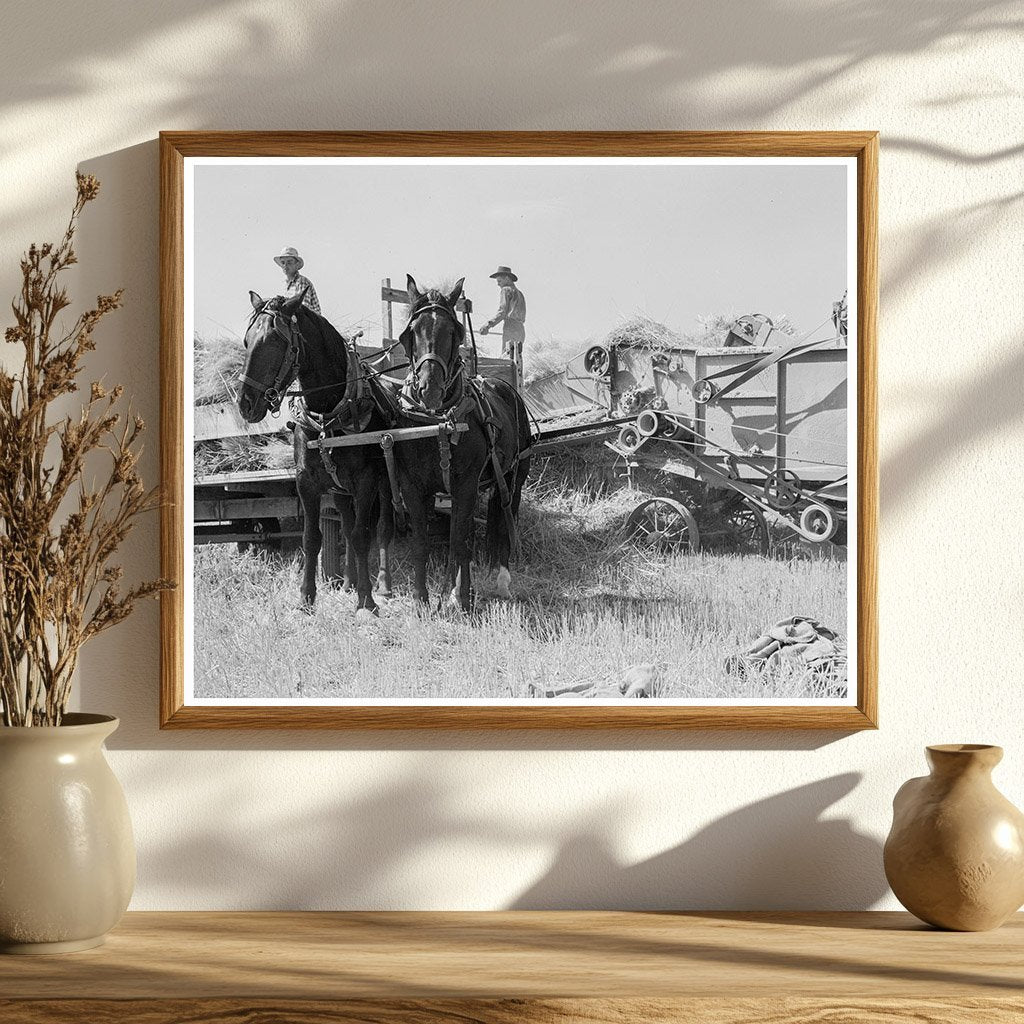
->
698, 335, 833, 406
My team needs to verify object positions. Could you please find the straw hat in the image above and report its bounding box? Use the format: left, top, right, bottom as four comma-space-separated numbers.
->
273, 246, 304, 270
489, 265, 518, 282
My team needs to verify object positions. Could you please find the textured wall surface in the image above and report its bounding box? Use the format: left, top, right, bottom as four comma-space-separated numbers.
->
1, 0, 1021, 910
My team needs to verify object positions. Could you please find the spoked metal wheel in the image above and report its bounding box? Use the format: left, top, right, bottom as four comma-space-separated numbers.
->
624, 497, 700, 554
722, 500, 770, 556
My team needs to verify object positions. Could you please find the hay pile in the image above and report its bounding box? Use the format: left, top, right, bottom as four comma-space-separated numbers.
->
607, 313, 796, 353
193, 334, 293, 478
604, 315, 685, 352
194, 434, 294, 478
194, 334, 246, 405
522, 335, 582, 386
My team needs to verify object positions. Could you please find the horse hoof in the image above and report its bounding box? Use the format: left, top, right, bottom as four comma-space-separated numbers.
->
299, 600, 316, 615
375, 587, 394, 600
356, 606, 379, 621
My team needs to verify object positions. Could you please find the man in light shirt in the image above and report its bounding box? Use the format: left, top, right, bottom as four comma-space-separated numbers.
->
273, 246, 321, 314
480, 265, 526, 385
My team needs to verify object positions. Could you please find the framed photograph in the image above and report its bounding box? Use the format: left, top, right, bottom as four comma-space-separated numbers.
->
160, 131, 877, 729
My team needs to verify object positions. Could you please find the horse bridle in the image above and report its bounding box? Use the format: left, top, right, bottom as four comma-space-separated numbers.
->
239, 306, 304, 414
403, 301, 465, 410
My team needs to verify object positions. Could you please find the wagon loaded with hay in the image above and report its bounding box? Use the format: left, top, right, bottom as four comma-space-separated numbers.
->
193, 333, 316, 560
522, 304, 850, 554
192, 279, 525, 569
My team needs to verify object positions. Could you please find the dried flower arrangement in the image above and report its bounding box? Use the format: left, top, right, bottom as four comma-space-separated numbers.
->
0, 174, 172, 726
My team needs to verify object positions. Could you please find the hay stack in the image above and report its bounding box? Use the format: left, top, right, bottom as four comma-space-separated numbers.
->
194, 434, 294, 478
193, 333, 293, 477
194, 334, 246, 406
604, 315, 685, 351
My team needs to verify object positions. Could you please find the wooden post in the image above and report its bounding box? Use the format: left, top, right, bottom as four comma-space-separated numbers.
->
382, 277, 393, 343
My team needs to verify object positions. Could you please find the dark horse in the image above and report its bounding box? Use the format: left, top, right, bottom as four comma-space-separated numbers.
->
396, 275, 532, 612
238, 289, 394, 615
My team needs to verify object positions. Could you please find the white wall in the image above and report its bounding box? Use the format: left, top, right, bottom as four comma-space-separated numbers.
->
2, 0, 1021, 910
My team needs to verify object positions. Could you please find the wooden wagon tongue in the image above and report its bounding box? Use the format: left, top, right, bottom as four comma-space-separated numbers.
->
306, 422, 468, 450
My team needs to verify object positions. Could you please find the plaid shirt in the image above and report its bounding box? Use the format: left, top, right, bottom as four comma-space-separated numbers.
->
284, 273, 320, 314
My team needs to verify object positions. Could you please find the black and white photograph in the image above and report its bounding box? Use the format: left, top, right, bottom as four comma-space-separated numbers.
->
181, 152, 859, 710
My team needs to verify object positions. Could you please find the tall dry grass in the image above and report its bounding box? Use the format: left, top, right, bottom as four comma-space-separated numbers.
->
193, 460, 847, 701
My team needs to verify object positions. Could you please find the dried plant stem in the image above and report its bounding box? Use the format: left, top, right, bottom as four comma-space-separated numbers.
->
0, 174, 173, 726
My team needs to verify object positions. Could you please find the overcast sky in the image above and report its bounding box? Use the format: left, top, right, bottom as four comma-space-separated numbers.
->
191, 159, 850, 357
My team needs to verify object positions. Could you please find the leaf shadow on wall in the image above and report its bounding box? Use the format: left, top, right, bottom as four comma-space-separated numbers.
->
5, 0, 1015, 125
883, 334, 1024, 510
1, 0, 1019, 247
511, 773, 887, 910
129, 758, 886, 911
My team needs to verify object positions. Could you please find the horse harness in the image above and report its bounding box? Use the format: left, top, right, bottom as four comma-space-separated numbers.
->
292, 372, 391, 498
243, 304, 400, 509
244, 299, 521, 542
239, 306, 304, 415
242, 304, 377, 427
398, 300, 522, 544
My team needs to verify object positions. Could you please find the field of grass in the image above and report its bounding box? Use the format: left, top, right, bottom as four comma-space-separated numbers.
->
193, 451, 848, 701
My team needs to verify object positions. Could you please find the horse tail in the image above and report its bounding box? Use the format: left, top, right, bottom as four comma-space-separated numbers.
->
484, 487, 506, 568
485, 450, 531, 567
482, 378, 533, 568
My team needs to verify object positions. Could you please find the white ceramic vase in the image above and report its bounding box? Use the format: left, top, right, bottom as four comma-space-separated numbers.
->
0, 713, 135, 953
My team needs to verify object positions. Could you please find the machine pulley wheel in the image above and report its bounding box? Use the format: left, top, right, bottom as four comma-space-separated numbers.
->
584, 345, 611, 377
623, 497, 700, 554
617, 424, 643, 452
691, 378, 716, 405
636, 409, 661, 437
763, 468, 802, 510
799, 502, 837, 542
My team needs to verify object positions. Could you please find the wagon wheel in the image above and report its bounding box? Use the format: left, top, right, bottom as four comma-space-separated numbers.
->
722, 500, 770, 556
624, 497, 700, 554
237, 518, 281, 554
278, 515, 303, 558
584, 345, 611, 377
763, 468, 802, 510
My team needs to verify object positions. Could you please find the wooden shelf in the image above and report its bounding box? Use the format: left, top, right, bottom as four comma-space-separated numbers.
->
1, 911, 1021, 1022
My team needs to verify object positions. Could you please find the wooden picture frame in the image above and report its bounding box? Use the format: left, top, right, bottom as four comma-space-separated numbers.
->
160, 131, 877, 730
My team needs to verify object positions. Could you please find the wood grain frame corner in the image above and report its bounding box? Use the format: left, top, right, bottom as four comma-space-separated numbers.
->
158, 131, 879, 731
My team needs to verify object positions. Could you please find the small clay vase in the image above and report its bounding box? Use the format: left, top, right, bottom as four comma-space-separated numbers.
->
884, 744, 1024, 931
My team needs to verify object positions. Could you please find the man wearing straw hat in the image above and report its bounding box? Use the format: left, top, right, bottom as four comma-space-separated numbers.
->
274, 246, 321, 315
480, 266, 526, 384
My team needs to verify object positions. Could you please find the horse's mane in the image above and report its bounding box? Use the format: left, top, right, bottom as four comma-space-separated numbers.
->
293, 301, 350, 346
246, 295, 353, 347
